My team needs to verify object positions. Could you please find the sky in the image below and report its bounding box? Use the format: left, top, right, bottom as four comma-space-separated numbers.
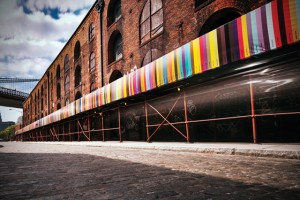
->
0, 0, 96, 122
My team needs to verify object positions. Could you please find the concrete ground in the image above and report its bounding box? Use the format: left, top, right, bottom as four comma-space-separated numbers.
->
0, 142, 299, 199
20, 141, 300, 159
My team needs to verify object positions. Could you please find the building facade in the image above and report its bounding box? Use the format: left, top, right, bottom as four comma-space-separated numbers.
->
23, 0, 265, 125
19, 0, 300, 143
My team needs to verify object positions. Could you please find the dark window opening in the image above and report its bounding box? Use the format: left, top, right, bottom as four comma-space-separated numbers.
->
57, 83, 61, 99
108, 0, 121, 26
108, 31, 123, 64
56, 65, 60, 80
199, 8, 241, 36
75, 66, 81, 87
57, 103, 61, 110
195, 0, 215, 10
109, 70, 123, 83
75, 91, 82, 100
74, 41, 81, 61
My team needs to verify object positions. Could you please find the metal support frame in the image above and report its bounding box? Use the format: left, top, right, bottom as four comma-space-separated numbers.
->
146, 92, 188, 142
250, 82, 257, 144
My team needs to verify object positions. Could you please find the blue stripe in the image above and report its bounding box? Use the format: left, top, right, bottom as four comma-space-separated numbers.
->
162, 55, 168, 84
184, 43, 193, 77
251, 10, 260, 54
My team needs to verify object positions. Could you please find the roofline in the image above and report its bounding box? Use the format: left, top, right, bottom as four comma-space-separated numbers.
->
23, 0, 98, 103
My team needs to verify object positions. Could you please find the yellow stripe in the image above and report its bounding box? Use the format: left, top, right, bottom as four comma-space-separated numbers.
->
241, 15, 250, 57
171, 51, 176, 82
212, 30, 220, 68
123, 75, 127, 97
141, 67, 145, 92
130, 74, 134, 95
289, 0, 299, 41
156, 58, 162, 86
209, 31, 215, 68
192, 38, 201, 74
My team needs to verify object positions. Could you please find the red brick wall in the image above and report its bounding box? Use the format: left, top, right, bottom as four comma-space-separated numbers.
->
23, 0, 266, 126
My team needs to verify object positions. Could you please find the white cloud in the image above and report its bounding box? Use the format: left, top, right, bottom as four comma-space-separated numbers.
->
0, 0, 94, 80
23, 0, 95, 13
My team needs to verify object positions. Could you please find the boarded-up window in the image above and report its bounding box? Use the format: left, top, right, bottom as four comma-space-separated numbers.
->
64, 75, 70, 93
89, 52, 96, 72
89, 23, 95, 41
140, 0, 163, 44
64, 54, 70, 71
142, 49, 162, 66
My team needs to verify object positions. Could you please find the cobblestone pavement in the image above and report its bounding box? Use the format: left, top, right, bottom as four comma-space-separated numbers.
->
0, 142, 299, 199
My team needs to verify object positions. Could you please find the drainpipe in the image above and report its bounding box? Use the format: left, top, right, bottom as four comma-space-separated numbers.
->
47, 72, 50, 115
96, 0, 105, 87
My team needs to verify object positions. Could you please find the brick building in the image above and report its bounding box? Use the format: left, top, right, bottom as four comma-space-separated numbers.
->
23, 0, 265, 126
19, 0, 300, 143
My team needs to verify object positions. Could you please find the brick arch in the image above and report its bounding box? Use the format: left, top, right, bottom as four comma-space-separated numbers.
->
199, 8, 241, 36
109, 70, 123, 83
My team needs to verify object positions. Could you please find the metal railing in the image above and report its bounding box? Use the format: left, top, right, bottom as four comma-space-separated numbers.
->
0, 87, 29, 99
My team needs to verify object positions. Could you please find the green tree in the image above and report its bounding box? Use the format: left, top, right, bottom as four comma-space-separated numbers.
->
0, 125, 17, 141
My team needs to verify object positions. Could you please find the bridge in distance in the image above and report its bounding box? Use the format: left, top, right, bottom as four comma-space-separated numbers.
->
0, 78, 39, 108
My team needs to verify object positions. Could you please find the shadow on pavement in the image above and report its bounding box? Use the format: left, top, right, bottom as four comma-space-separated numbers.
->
0, 153, 298, 199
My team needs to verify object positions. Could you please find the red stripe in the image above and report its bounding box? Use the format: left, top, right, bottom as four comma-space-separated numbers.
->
237, 17, 245, 59
283, 0, 293, 44
271, 0, 282, 47
199, 36, 205, 72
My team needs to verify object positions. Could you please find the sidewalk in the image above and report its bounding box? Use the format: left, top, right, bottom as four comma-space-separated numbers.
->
36, 141, 300, 159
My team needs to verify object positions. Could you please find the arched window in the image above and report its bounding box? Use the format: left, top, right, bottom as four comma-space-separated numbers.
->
57, 83, 61, 99
89, 23, 95, 41
64, 75, 70, 93
140, 0, 163, 44
108, 0, 121, 26
57, 103, 61, 110
199, 8, 241, 36
75, 92, 82, 100
89, 52, 96, 72
141, 49, 162, 66
56, 65, 60, 80
75, 66, 81, 87
90, 82, 97, 92
109, 70, 123, 83
74, 41, 81, 61
108, 31, 123, 64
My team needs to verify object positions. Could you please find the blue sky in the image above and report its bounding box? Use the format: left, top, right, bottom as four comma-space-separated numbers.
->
0, 0, 95, 122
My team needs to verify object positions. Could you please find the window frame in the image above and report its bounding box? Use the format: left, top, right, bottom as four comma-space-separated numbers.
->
89, 52, 96, 72
140, 0, 163, 44
89, 23, 95, 41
